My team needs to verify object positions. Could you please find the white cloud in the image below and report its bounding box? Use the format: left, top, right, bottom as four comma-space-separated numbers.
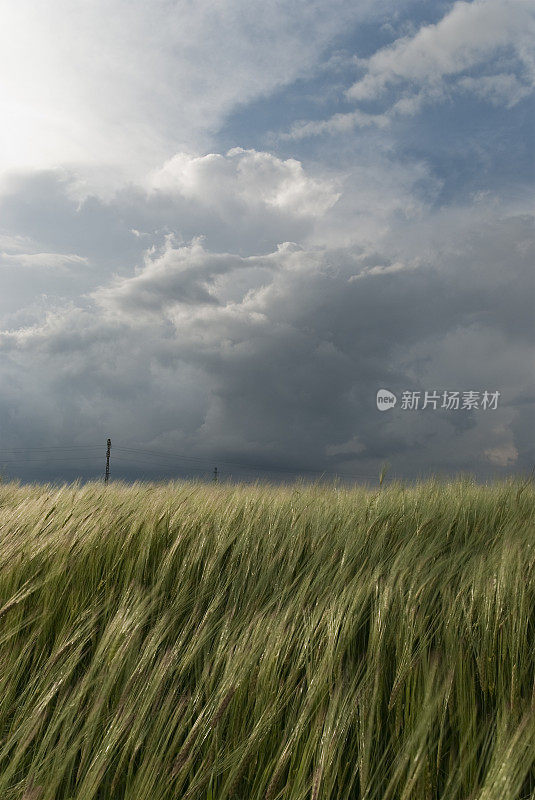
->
347, 0, 535, 107
0, 232, 35, 252
0, 0, 394, 192
348, 259, 420, 281
93, 235, 284, 320
0, 252, 88, 271
149, 148, 340, 218
283, 109, 390, 139
457, 72, 534, 107
287, 0, 535, 140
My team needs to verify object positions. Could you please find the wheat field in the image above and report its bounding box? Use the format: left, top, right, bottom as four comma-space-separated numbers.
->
0, 477, 534, 799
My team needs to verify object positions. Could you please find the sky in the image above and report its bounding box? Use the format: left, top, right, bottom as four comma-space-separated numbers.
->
0, 0, 533, 484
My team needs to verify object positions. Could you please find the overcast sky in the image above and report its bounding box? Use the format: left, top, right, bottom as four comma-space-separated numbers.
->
0, 0, 533, 484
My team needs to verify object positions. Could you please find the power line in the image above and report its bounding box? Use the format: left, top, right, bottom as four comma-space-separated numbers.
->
111, 456, 209, 474
113, 446, 376, 480
114, 446, 210, 464
0, 441, 382, 483
0, 445, 102, 454
0, 456, 103, 466
111, 455, 360, 482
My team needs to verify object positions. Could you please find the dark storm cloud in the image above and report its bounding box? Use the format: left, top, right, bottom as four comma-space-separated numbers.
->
0, 164, 533, 481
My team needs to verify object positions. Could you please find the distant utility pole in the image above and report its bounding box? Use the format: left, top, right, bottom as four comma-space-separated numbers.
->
105, 438, 111, 485
213, 466, 218, 483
